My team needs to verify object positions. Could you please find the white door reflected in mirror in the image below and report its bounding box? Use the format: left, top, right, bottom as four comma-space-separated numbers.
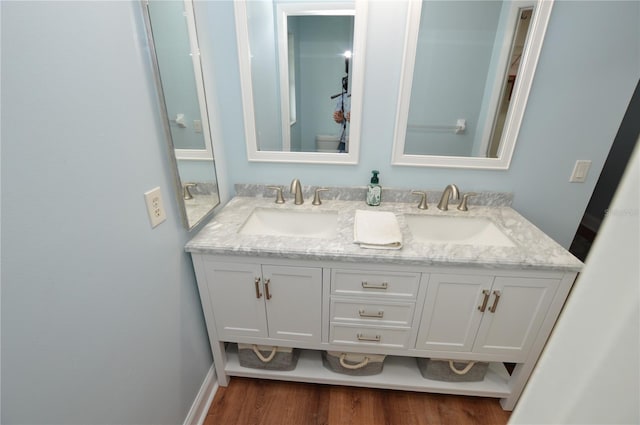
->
392, 0, 554, 169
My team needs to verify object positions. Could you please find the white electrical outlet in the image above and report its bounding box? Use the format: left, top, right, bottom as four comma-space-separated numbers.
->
193, 119, 202, 133
144, 187, 167, 228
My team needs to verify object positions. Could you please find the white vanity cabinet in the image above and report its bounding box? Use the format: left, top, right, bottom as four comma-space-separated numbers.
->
186, 195, 583, 410
415, 273, 559, 361
190, 252, 577, 411
196, 257, 322, 343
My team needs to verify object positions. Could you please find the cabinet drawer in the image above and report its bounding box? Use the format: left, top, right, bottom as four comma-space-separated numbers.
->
331, 269, 420, 299
331, 299, 415, 326
330, 324, 411, 348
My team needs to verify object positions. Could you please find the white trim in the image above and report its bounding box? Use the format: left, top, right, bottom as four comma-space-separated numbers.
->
235, 0, 368, 165
175, 149, 214, 161
475, 1, 535, 158
391, 0, 554, 170
183, 366, 218, 425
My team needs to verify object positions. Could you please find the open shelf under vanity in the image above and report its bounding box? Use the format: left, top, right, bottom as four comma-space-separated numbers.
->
224, 344, 512, 398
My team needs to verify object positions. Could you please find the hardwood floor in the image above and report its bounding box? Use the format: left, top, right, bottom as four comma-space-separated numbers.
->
205, 377, 511, 425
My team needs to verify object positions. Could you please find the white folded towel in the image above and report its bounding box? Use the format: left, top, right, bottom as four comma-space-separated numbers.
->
353, 209, 403, 250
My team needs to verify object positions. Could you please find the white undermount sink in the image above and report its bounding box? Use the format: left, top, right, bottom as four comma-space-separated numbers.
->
239, 208, 338, 239
405, 214, 516, 247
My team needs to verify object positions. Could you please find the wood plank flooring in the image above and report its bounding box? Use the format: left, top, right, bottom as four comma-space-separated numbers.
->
205, 377, 511, 425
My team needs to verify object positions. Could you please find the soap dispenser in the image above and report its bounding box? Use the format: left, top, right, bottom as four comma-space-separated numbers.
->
366, 170, 381, 206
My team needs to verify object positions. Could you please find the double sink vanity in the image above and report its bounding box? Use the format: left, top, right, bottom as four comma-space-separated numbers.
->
186, 184, 582, 410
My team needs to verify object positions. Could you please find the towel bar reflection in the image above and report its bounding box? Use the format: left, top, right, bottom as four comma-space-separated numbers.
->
408, 118, 466, 134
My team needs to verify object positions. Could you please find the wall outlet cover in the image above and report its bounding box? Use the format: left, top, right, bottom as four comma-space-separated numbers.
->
144, 187, 167, 228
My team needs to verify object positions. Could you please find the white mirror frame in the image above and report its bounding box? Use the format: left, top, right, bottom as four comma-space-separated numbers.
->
392, 0, 553, 170
234, 0, 368, 164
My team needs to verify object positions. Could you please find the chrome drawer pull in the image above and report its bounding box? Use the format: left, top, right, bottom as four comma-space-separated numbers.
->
361, 281, 388, 290
489, 290, 501, 313
254, 277, 262, 299
356, 333, 381, 342
264, 278, 272, 300
478, 289, 490, 312
358, 309, 384, 318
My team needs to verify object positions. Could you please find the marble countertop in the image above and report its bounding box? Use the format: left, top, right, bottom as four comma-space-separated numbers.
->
185, 186, 583, 272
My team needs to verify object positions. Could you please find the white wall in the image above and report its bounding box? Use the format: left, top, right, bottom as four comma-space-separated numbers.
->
509, 141, 639, 424
198, 0, 639, 249
1, 2, 212, 424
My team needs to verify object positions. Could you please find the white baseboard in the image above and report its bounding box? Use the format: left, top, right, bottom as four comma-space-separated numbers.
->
183, 365, 219, 425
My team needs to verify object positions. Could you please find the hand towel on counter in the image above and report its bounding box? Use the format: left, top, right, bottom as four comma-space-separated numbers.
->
353, 209, 403, 250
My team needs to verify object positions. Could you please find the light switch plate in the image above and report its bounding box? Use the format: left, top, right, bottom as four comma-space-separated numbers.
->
570, 160, 592, 183
144, 187, 167, 228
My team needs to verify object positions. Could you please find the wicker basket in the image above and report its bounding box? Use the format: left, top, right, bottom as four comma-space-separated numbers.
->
322, 351, 386, 376
417, 358, 489, 382
237, 344, 299, 371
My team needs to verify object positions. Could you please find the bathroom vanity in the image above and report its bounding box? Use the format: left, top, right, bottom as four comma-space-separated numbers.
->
186, 186, 582, 410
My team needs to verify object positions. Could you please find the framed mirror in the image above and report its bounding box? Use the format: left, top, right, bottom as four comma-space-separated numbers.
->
234, 0, 368, 164
392, 0, 553, 169
143, 0, 220, 229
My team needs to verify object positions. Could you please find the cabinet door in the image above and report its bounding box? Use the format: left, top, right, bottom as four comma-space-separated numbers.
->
473, 276, 558, 359
262, 265, 322, 342
415, 274, 493, 352
204, 262, 267, 339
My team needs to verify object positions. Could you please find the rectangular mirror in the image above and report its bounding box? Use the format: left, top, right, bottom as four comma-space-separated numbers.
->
143, 0, 220, 229
392, 0, 553, 169
234, 0, 368, 164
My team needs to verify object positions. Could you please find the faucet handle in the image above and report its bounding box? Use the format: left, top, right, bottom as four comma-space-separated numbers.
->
183, 183, 197, 200
457, 192, 477, 211
267, 186, 285, 204
312, 188, 329, 205
411, 191, 428, 210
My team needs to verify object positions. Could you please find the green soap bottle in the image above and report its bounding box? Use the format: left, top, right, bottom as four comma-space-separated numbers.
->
366, 170, 381, 206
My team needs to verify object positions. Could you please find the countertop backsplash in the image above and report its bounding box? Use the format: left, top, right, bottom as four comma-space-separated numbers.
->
234, 184, 513, 206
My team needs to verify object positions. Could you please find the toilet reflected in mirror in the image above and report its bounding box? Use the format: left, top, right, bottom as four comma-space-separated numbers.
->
315, 135, 342, 153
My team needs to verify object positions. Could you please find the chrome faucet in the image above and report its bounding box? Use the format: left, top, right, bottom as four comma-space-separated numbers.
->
437, 184, 460, 211
290, 179, 304, 205
182, 183, 196, 200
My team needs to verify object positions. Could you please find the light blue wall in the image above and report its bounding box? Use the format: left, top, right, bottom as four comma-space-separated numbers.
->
177, 159, 218, 184
1, 1, 212, 424
198, 0, 639, 248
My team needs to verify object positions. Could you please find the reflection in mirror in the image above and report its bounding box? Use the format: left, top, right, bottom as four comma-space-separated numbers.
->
392, 0, 553, 169
235, 0, 367, 164
143, 0, 220, 229
280, 13, 354, 153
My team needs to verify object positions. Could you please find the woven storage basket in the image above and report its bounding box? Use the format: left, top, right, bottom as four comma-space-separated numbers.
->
417, 358, 489, 382
237, 344, 299, 371
322, 351, 386, 376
